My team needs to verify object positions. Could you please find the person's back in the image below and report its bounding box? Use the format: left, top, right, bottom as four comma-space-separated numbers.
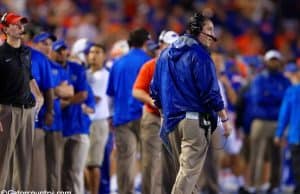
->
152, 34, 223, 142
106, 28, 151, 194
276, 85, 300, 143
151, 13, 231, 194
107, 48, 150, 125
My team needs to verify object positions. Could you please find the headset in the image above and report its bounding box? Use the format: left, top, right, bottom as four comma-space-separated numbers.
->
188, 13, 206, 35
1, 12, 8, 26
188, 12, 217, 41
158, 30, 167, 43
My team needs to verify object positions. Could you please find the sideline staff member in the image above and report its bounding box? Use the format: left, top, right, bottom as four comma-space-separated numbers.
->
150, 12, 231, 194
0, 12, 43, 189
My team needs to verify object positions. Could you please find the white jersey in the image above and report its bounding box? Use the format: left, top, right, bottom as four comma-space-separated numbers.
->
87, 68, 110, 120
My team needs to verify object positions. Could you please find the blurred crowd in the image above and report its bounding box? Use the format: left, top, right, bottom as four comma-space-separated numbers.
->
1, 0, 300, 194
1, 0, 300, 61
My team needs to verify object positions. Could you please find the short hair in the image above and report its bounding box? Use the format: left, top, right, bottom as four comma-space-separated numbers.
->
127, 28, 150, 48
90, 43, 106, 53
187, 12, 211, 36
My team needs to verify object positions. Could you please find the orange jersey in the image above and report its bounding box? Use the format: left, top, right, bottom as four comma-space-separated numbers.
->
133, 58, 160, 116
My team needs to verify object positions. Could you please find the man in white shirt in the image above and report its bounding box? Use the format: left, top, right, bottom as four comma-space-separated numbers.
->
85, 43, 110, 194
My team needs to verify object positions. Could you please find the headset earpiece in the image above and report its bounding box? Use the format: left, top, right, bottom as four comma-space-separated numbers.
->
188, 12, 206, 36
1, 12, 8, 26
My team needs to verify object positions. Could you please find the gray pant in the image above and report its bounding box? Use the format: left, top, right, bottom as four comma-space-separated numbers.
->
61, 134, 90, 194
0, 105, 34, 190
29, 129, 64, 191
115, 119, 140, 194
166, 118, 209, 194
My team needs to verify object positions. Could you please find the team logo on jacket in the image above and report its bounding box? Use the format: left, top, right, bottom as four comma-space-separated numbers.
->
52, 69, 58, 75
71, 74, 77, 82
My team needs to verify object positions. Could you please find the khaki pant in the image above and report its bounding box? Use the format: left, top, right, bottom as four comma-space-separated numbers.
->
0, 105, 34, 190
29, 129, 47, 190
249, 119, 280, 188
115, 119, 140, 194
62, 134, 90, 194
161, 127, 181, 194
163, 118, 209, 194
46, 131, 64, 191
86, 119, 109, 167
29, 129, 64, 191
198, 128, 221, 193
140, 111, 162, 194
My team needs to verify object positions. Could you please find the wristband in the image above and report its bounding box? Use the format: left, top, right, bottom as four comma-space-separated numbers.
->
221, 118, 229, 123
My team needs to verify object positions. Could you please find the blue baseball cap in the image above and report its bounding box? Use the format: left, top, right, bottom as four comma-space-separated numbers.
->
52, 40, 68, 51
84, 41, 94, 54
33, 32, 57, 43
285, 63, 299, 73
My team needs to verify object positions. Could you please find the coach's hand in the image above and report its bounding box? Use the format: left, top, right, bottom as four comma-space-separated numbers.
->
222, 119, 232, 137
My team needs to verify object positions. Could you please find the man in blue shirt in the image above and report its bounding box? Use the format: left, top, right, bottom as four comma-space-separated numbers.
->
248, 50, 291, 194
150, 13, 231, 194
32, 32, 75, 191
51, 40, 91, 194
29, 32, 56, 190
31, 32, 76, 191
106, 28, 151, 194
275, 63, 300, 194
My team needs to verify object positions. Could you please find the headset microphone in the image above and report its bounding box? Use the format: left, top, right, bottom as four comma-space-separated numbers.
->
201, 32, 217, 42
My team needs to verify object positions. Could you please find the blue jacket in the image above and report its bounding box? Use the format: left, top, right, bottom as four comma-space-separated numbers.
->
150, 34, 224, 144
276, 85, 300, 144
250, 70, 290, 121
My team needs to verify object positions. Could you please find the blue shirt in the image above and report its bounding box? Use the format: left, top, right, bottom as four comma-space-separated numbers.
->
150, 34, 224, 144
31, 48, 55, 92
106, 48, 150, 126
43, 61, 70, 131
82, 84, 96, 133
62, 61, 88, 137
276, 85, 300, 144
30, 48, 55, 129
250, 70, 290, 121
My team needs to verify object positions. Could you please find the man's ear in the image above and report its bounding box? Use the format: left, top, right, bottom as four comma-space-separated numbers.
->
1, 25, 8, 35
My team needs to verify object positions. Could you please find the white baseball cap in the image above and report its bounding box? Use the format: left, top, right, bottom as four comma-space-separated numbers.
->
159, 30, 179, 45
264, 50, 282, 61
110, 40, 129, 58
71, 38, 90, 63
